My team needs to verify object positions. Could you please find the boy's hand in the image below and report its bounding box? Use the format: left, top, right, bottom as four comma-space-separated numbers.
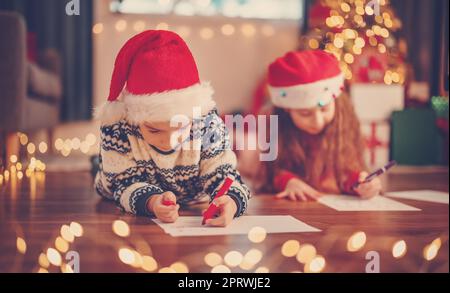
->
148, 191, 180, 223
275, 178, 322, 201
204, 195, 237, 227
354, 172, 382, 199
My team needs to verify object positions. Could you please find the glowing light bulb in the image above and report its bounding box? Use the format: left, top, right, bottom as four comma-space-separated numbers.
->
39, 142, 48, 154
333, 37, 344, 48
281, 240, 300, 257
55, 237, 69, 253
10, 155, 18, 164
27, 143, 36, 154
392, 240, 407, 258
200, 27, 214, 40
254, 266, 269, 273
112, 220, 130, 237
296, 244, 317, 264
16, 237, 27, 254
347, 232, 367, 252
224, 251, 243, 267
305, 255, 326, 273
156, 22, 169, 30
93, 23, 104, 34
204, 252, 222, 267
133, 21, 146, 32
221, 24, 235, 36
211, 265, 231, 273
69, 221, 83, 237
341, 3, 351, 12
309, 39, 320, 49
118, 248, 135, 265
241, 24, 256, 37
248, 226, 266, 243
170, 262, 189, 273
47, 248, 62, 266
142, 256, 158, 272
115, 20, 127, 32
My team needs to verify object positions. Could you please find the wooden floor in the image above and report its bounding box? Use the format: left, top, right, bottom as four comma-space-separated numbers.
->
0, 170, 448, 273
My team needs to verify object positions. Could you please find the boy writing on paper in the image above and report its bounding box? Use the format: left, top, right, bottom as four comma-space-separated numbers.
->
94, 31, 251, 226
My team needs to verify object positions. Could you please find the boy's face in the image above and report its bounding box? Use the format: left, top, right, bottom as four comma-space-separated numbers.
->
140, 121, 192, 151
288, 100, 336, 135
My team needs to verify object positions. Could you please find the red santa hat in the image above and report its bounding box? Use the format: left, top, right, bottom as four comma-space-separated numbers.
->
268, 50, 344, 109
95, 30, 215, 125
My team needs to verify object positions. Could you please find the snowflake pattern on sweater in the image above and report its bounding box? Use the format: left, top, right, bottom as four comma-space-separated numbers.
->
94, 110, 251, 217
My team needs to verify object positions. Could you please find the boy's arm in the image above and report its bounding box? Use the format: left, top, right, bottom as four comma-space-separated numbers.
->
198, 112, 251, 217
95, 122, 163, 216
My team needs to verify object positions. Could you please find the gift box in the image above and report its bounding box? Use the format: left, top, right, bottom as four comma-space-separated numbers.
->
361, 121, 390, 169
391, 109, 443, 166
351, 84, 405, 122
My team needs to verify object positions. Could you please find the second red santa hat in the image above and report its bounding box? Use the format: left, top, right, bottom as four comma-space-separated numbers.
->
268, 50, 344, 109
95, 30, 215, 125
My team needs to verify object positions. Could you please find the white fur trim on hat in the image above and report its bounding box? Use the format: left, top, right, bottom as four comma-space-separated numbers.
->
94, 99, 126, 126
269, 73, 344, 109
94, 82, 216, 125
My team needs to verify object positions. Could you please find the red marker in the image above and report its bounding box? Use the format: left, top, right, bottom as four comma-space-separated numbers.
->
202, 176, 234, 225
162, 200, 176, 206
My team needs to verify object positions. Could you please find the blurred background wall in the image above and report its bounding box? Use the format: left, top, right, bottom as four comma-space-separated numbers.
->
92, 0, 302, 114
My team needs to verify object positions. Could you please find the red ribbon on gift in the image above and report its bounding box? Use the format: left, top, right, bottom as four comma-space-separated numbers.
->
365, 122, 388, 166
436, 118, 449, 134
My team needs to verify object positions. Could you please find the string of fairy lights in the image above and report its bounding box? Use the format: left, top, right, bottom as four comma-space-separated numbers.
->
92, 19, 277, 40
0, 132, 98, 187
53, 134, 98, 157
299, 0, 407, 85
0, 132, 99, 204
15, 220, 444, 273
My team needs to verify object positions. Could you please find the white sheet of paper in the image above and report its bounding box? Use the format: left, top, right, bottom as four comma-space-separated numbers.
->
153, 216, 321, 237
386, 190, 449, 204
318, 195, 420, 211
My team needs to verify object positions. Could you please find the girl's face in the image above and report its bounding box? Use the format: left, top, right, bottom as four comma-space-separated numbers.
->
288, 100, 336, 135
140, 121, 192, 152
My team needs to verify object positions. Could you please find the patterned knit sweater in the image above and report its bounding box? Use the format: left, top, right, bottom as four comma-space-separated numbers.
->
94, 109, 251, 217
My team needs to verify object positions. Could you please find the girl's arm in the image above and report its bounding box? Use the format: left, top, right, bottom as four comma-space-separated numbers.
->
274, 169, 368, 196
198, 112, 251, 217
342, 170, 382, 198
273, 170, 300, 192
342, 171, 361, 195
273, 170, 321, 201
94, 122, 164, 216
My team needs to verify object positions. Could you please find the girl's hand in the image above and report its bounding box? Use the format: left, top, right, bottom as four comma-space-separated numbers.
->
204, 195, 237, 227
275, 178, 322, 201
148, 191, 180, 223
354, 172, 382, 199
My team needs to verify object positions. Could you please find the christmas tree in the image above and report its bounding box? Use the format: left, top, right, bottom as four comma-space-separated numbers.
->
300, 0, 408, 85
